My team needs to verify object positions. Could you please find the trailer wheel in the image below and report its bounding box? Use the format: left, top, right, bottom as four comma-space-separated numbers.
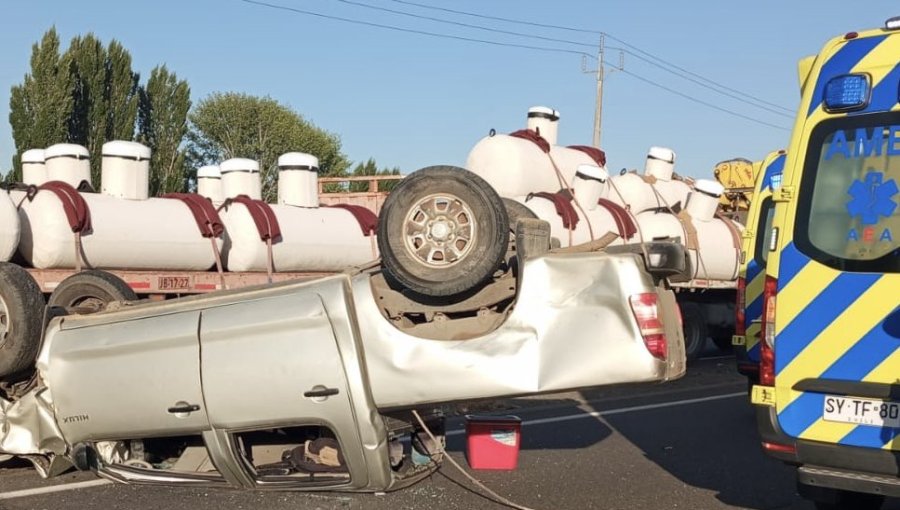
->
48, 270, 137, 315
0, 263, 45, 378
680, 302, 707, 361
378, 166, 508, 297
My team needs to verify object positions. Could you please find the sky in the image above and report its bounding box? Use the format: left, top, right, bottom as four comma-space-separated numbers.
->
0, 1, 897, 180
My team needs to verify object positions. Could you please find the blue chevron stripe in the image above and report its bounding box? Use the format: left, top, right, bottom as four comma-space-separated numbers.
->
777, 242, 810, 288
819, 310, 897, 382
778, 392, 824, 437
853, 62, 900, 115
745, 294, 763, 331
775, 273, 882, 374
808, 35, 888, 116
761, 154, 785, 191
747, 341, 761, 363
746, 259, 762, 285
839, 423, 900, 449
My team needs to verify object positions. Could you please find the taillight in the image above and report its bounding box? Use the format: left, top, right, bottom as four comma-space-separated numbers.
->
759, 276, 778, 386
735, 277, 746, 336
629, 293, 667, 360
762, 441, 796, 454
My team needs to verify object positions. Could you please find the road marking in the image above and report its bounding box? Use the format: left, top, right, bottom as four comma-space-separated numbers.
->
0, 479, 111, 500
447, 392, 745, 435
0, 393, 745, 499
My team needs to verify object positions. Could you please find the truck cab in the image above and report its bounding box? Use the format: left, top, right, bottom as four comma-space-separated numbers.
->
733, 150, 785, 383
752, 17, 900, 509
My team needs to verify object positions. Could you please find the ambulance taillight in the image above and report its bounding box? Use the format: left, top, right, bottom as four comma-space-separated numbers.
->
759, 276, 778, 386
735, 277, 746, 336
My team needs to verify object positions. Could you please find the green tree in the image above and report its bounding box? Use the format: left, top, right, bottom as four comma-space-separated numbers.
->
66, 34, 139, 185
188, 92, 349, 201
8, 27, 74, 182
139, 65, 191, 195
348, 158, 402, 192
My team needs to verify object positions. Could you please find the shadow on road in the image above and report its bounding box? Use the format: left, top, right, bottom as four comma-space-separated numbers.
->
597, 394, 802, 509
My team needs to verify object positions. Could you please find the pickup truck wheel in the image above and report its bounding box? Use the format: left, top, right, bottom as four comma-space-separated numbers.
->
48, 270, 137, 315
680, 302, 707, 361
0, 263, 45, 378
378, 166, 508, 297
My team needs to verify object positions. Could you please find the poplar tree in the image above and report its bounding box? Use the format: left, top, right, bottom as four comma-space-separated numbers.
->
139, 65, 191, 195
8, 28, 73, 182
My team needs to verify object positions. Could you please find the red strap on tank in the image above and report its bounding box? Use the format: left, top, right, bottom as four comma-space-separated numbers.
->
162, 193, 224, 238
326, 204, 378, 236
567, 145, 607, 167
597, 198, 637, 240
530, 191, 579, 230
227, 195, 282, 242
509, 129, 550, 154
36, 181, 92, 233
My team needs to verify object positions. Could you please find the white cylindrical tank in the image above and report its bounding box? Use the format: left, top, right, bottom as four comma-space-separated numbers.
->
607, 146, 692, 213
572, 164, 609, 209
44, 144, 91, 188
526, 106, 559, 145
101, 141, 151, 200
220, 203, 376, 272
197, 165, 224, 205
18, 192, 221, 270
21, 149, 47, 186
685, 179, 725, 222
221, 158, 261, 200
277, 152, 319, 208
0, 192, 19, 262
635, 210, 742, 281
466, 136, 596, 198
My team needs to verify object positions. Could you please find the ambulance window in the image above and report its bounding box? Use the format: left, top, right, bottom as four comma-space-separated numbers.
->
755, 198, 775, 265
795, 113, 900, 272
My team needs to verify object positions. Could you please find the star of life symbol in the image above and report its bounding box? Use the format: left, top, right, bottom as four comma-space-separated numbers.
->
846, 171, 899, 225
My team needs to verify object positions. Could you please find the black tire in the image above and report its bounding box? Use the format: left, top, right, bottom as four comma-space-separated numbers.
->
711, 334, 734, 353
813, 489, 884, 510
501, 198, 538, 234
680, 301, 707, 362
378, 166, 508, 297
0, 263, 45, 378
48, 270, 137, 315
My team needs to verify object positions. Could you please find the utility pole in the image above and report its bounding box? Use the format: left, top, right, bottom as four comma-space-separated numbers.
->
583, 35, 623, 149
592, 34, 605, 149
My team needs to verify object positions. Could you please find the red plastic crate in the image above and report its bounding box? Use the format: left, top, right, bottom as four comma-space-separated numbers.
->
465, 415, 522, 470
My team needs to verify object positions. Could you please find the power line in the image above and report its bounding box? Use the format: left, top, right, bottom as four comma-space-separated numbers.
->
240, 0, 791, 131
387, 0, 600, 34
607, 46, 794, 119
331, 0, 596, 49
239, 0, 593, 57
603, 34, 794, 114
385, 0, 793, 113
618, 68, 791, 131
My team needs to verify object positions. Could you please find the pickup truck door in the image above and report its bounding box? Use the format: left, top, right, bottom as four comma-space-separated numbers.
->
47, 311, 209, 444
198, 292, 360, 487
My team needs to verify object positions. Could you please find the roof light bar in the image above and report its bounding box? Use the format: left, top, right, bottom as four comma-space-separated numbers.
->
886, 16, 900, 30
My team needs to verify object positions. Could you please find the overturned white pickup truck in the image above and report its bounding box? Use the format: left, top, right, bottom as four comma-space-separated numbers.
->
0, 166, 685, 492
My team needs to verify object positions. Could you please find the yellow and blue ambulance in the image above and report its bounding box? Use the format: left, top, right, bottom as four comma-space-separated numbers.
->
733, 150, 786, 383
751, 17, 900, 509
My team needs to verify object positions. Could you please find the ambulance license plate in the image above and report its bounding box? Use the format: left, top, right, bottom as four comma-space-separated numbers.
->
823, 395, 900, 427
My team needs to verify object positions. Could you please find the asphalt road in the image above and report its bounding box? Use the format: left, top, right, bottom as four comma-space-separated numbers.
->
0, 355, 896, 510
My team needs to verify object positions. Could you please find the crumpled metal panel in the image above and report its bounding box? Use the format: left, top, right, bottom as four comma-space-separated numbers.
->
0, 387, 68, 476
353, 252, 682, 409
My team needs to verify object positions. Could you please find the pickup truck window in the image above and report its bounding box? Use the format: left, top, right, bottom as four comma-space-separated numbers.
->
796, 113, 900, 273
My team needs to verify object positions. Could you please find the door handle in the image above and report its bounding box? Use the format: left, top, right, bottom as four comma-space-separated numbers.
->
304, 387, 340, 398
167, 403, 201, 414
